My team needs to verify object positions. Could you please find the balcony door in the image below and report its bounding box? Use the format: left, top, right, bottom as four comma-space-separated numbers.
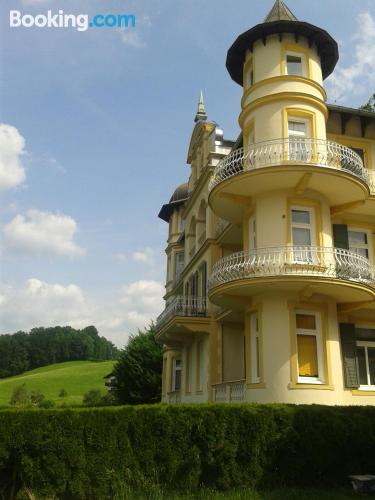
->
291, 206, 316, 263
288, 119, 310, 161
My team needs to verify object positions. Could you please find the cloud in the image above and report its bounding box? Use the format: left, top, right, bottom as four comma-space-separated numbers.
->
327, 12, 375, 102
0, 279, 165, 347
113, 247, 161, 267
118, 30, 147, 49
3, 209, 85, 258
0, 279, 88, 333
0, 124, 26, 191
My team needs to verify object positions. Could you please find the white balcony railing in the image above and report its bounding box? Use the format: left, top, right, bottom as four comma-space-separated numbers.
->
208, 246, 375, 290
213, 380, 246, 402
156, 296, 207, 329
208, 139, 368, 193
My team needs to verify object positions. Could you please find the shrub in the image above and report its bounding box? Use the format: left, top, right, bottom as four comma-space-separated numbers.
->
30, 390, 45, 406
83, 389, 104, 406
38, 399, 55, 409
59, 388, 68, 398
0, 404, 374, 499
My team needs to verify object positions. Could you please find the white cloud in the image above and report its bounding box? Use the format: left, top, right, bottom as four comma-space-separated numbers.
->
3, 209, 85, 258
327, 12, 375, 102
0, 124, 26, 191
0, 279, 165, 347
0, 279, 88, 332
118, 30, 147, 48
130, 247, 158, 265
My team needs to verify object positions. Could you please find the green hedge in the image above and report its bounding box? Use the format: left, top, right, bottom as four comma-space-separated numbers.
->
0, 404, 374, 499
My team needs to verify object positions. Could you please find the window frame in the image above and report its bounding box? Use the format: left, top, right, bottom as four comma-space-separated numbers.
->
356, 340, 375, 390
172, 358, 182, 392
250, 312, 260, 384
348, 227, 372, 263
290, 205, 316, 262
296, 309, 324, 384
285, 51, 307, 77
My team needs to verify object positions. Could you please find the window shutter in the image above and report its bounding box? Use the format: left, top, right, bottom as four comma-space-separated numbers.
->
339, 323, 359, 388
332, 224, 349, 250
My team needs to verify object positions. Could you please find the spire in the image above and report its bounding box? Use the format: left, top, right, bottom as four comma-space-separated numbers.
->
264, 0, 298, 23
194, 91, 207, 122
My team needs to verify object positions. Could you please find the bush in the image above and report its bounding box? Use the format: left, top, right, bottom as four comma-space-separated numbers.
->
59, 388, 68, 398
38, 399, 55, 409
83, 389, 104, 406
0, 404, 374, 499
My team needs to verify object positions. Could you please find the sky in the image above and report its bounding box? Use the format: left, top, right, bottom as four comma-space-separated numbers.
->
0, 0, 374, 347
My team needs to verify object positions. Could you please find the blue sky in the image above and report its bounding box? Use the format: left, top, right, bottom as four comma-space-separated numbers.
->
0, 0, 374, 346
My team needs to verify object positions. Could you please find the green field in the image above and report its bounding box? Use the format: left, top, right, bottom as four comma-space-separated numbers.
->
0, 360, 115, 407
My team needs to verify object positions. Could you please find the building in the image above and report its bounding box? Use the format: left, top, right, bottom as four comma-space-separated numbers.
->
155, 0, 375, 405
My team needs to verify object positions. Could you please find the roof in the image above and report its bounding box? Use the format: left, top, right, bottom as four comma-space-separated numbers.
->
226, 1, 338, 85
264, 0, 297, 22
158, 182, 189, 222
327, 104, 375, 119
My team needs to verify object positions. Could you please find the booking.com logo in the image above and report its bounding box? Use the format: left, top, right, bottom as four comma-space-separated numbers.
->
9, 10, 136, 32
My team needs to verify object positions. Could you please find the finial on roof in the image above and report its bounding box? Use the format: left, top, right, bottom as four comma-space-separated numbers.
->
194, 90, 207, 122
264, 0, 298, 23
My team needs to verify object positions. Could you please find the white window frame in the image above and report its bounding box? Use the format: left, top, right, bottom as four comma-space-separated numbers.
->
290, 206, 316, 262
348, 227, 372, 263
172, 358, 182, 392
296, 309, 324, 384
285, 51, 307, 77
356, 340, 375, 391
288, 118, 310, 139
175, 251, 185, 280
250, 313, 260, 383
249, 215, 256, 251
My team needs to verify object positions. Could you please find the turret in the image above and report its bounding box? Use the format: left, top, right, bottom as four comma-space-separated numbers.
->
226, 0, 338, 149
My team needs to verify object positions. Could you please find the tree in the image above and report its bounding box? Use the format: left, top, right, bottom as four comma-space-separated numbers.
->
360, 93, 375, 112
111, 324, 163, 405
58, 388, 68, 398
9, 384, 30, 406
83, 389, 103, 406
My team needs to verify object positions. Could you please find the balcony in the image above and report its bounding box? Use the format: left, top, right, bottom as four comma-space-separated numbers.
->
208, 140, 370, 222
213, 380, 246, 402
156, 295, 208, 333
209, 246, 375, 305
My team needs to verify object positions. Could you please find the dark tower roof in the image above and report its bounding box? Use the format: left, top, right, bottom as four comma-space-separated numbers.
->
158, 182, 188, 222
226, 0, 339, 85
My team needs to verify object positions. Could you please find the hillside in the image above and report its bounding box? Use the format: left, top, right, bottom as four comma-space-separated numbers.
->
0, 360, 115, 407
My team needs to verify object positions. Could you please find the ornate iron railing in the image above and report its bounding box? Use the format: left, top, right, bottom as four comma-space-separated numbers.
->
209, 246, 375, 290
208, 139, 368, 193
368, 170, 375, 194
156, 296, 207, 329
213, 380, 246, 402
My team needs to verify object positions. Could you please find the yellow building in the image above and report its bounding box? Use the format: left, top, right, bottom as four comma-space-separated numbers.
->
156, 0, 375, 405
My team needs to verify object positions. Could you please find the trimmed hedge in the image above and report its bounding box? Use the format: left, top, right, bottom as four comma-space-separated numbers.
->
0, 404, 375, 498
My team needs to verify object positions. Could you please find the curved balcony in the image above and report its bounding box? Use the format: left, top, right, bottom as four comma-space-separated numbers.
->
209, 246, 375, 305
208, 140, 369, 222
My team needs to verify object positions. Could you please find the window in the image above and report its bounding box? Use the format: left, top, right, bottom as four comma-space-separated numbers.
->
250, 313, 260, 383
348, 229, 371, 260
196, 340, 204, 391
172, 358, 182, 391
249, 215, 256, 251
286, 53, 304, 77
175, 251, 185, 280
296, 311, 324, 384
288, 119, 310, 160
291, 207, 316, 262
356, 342, 375, 389
178, 214, 185, 233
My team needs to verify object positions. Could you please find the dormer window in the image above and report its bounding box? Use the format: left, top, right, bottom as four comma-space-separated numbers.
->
286, 53, 304, 77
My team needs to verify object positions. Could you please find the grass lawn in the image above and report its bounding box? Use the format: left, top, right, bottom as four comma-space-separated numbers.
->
0, 360, 115, 407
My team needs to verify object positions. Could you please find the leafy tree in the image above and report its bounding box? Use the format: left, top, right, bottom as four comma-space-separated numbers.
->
360, 93, 375, 112
9, 384, 30, 406
39, 399, 55, 409
83, 389, 103, 406
111, 324, 163, 405
0, 325, 119, 379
